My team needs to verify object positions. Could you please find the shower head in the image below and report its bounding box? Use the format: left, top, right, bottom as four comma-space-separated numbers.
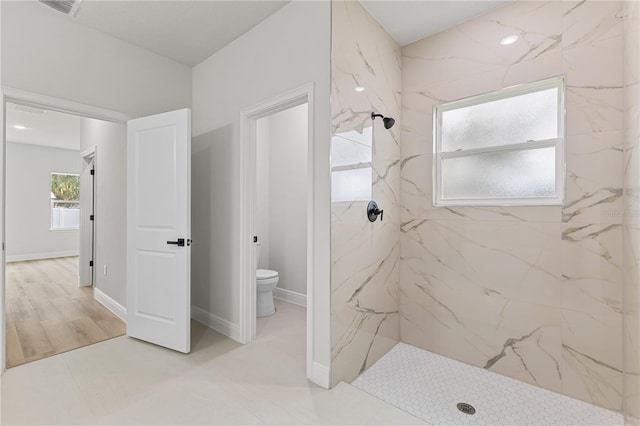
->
371, 112, 396, 129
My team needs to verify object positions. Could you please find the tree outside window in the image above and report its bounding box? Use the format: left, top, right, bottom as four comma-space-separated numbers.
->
51, 173, 80, 230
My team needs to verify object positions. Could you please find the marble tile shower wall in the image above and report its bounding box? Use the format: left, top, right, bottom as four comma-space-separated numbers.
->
330, 1, 402, 386
400, 0, 626, 411
624, 0, 640, 422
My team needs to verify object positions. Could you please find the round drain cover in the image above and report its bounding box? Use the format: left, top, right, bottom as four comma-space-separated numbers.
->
457, 402, 476, 415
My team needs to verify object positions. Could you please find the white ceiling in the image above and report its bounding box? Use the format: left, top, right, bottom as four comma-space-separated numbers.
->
70, 0, 289, 67
361, 1, 512, 46
35, 0, 512, 67
6, 103, 81, 151
4, 2, 512, 151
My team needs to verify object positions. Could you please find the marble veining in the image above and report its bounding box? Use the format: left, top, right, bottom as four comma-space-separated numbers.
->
331, 0, 402, 386
623, 0, 640, 422
399, 0, 626, 412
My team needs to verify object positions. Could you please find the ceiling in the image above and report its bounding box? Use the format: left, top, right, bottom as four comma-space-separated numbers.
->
70, 0, 289, 67
10, 1, 513, 146
35, 0, 511, 67
6, 103, 81, 151
361, 1, 512, 46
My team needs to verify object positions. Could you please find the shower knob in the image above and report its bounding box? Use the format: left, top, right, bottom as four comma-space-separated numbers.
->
367, 201, 384, 222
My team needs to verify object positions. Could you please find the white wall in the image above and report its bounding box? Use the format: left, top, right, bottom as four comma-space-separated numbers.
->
265, 104, 308, 295
5, 143, 80, 261
256, 117, 270, 269
80, 118, 127, 308
192, 0, 331, 373
1, 0, 193, 314
1, 1, 191, 118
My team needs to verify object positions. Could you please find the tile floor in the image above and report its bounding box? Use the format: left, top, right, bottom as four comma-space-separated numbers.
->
352, 342, 623, 426
1, 300, 423, 425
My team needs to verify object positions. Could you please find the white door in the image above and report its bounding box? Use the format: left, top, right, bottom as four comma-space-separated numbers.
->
126, 108, 191, 353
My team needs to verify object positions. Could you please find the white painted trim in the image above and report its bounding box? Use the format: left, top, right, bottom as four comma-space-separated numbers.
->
1, 87, 131, 123
94, 287, 127, 323
311, 362, 330, 389
79, 147, 97, 288
273, 287, 307, 308
239, 82, 318, 384
6, 250, 79, 263
80, 146, 96, 160
191, 305, 241, 342
1, 90, 5, 374
1, 88, 130, 375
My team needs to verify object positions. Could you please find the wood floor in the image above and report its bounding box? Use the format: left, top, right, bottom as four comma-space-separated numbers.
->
5, 256, 125, 368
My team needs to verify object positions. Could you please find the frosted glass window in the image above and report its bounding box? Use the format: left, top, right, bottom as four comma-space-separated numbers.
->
331, 125, 373, 202
434, 76, 565, 206
442, 88, 558, 152
331, 127, 372, 168
442, 147, 556, 200
331, 168, 372, 202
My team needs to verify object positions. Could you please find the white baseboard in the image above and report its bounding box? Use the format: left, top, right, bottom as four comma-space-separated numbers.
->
6, 250, 79, 263
191, 305, 242, 342
273, 287, 307, 307
94, 287, 127, 322
310, 361, 330, 389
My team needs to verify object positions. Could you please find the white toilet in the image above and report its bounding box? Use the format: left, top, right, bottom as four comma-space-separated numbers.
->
256, 243, 279, 317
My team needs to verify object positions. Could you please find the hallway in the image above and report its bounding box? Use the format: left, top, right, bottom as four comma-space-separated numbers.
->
5, 257, 125, 368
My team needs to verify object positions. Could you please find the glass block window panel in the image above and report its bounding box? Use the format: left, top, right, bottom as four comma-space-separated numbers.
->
442, 147, 556, 200
331, 167, 372, 202
331, 127, 373, 168
434, 76, 565, 206
331, 125, 373, 202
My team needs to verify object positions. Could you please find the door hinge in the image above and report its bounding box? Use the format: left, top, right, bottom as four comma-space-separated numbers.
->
90, 214, 94, 221
89, 260, 93, 267
90, 169, 95, 175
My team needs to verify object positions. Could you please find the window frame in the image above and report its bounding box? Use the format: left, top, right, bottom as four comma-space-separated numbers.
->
433, 76, 566, 207
50, 171, 80, 231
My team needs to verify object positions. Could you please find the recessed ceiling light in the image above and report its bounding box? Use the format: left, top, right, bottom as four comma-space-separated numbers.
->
13, 125, 26, 130
500, 35, 519, 46
354, 86, 366, 92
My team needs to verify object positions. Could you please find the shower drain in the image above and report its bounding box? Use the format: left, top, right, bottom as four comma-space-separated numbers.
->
457, 402, 476, 415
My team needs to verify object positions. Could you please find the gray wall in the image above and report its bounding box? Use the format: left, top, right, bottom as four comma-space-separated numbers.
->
1, 0, 193, 309
1, 1, 191, 118
6, 142, 80, 261
192, 0, 331, 370
80, 118, 127, 308
256, 118, 270, 270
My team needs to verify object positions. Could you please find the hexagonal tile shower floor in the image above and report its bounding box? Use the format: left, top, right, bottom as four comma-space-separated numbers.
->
352, 343, 622, 426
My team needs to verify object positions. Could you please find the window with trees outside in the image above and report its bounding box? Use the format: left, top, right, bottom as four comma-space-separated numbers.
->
433, 76, 565, 206
51, 172, 80, 230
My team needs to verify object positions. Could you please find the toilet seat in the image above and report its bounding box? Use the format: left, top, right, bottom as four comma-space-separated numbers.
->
257, 269, 278, 280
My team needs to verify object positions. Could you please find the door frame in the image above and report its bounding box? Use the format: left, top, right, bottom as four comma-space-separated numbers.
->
239, 83, 321, 383
79, 146, 96, 287
0, 87, 130, 373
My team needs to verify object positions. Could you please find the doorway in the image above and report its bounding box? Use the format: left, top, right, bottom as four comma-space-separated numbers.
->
1, 89, 129, 371
239, 83, 321, 383
254, 102, 308, 322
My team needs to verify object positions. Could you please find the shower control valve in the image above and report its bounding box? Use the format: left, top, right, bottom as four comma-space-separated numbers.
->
367, 201, 384, 222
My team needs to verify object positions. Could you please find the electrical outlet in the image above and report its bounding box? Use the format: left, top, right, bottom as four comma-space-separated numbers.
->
103, 264, 108, 276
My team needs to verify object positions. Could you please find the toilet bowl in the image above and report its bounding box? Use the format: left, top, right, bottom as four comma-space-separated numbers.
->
256, 269, 279, 317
